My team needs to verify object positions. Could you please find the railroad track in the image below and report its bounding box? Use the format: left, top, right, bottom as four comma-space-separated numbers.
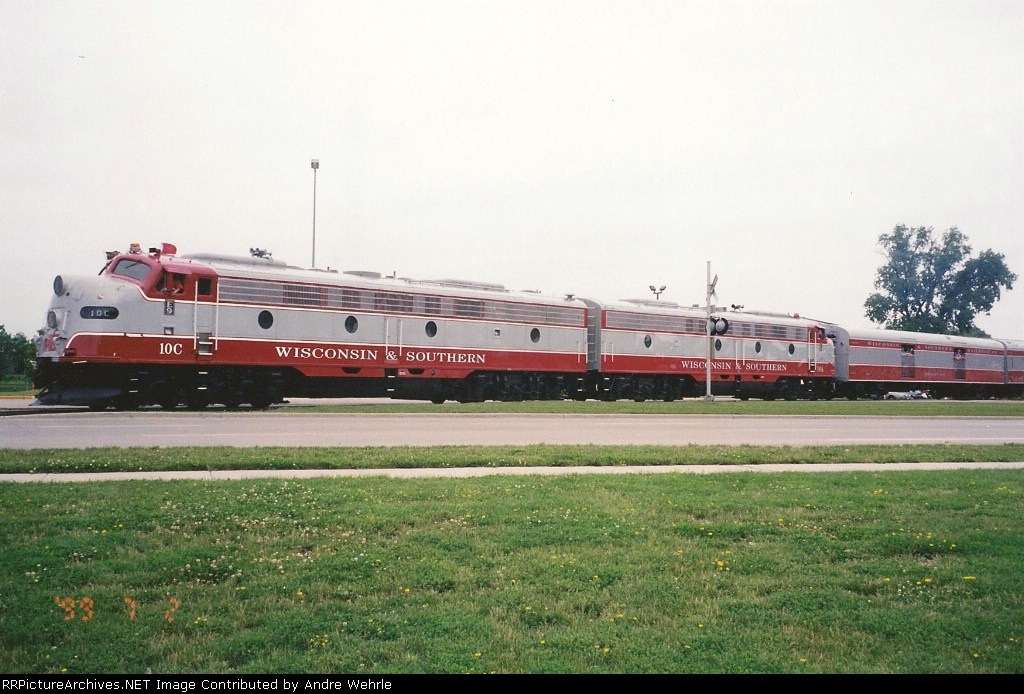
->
0, 403, 277, 417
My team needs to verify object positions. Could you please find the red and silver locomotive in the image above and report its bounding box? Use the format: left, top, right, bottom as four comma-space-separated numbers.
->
581, 299, 835, 401
35, 243, 590, 408
33, 242, 1022, 407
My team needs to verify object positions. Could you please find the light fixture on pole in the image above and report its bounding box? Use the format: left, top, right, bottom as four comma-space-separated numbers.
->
310, 159, 319, 268
649, 285, 666, 300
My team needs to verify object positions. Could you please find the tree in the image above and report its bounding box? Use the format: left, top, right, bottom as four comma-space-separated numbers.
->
864, 225, 1017, 337
0, 325, 35, 377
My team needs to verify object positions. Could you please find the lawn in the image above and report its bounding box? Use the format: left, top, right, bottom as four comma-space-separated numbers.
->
1, 467, 1022, 674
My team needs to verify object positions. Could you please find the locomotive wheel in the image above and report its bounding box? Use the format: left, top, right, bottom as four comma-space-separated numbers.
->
662, 379, 680, 402
775, 379, 795, 401
157, 392, 179, 410
114, 395, 138, 411
151, 381, 180, 410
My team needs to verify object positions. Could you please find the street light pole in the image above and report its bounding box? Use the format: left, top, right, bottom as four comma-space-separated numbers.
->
311, 159, 319, 268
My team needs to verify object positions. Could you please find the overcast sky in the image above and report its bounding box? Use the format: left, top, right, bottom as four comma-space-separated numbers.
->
2, 0, 1022, 340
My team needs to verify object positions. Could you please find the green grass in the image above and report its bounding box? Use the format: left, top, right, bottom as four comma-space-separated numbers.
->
3, 405, 1022, 673
1, 470, 1022, 673
0, 374, 33, 396
2, 444, 1024, 474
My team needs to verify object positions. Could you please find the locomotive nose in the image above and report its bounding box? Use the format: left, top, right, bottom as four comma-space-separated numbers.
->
39, 272, 117, 359
39, 274, 76, 359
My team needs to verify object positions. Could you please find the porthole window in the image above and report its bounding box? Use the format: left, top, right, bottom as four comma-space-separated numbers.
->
788, 344, 795, 355
755, 341, 762, 353
644, 335, 652, 349
345, 316, 359, 333
258, 310, 274, 329
425, 321, 437, 338
715, 338, 723, 351
530, 328, 541, 343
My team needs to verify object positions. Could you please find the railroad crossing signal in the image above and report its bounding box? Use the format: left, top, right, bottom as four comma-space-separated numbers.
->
709, 316, 730, 335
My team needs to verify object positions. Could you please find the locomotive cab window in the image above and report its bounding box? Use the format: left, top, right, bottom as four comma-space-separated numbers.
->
156, 272, 186, 294
111, 258, 152, 282
197, 278, 214, 297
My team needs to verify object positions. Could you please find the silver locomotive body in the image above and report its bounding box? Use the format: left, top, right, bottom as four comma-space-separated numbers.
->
35, 243, 590, 408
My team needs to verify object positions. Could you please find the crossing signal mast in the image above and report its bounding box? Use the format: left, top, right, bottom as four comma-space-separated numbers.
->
704, 262, 729, 402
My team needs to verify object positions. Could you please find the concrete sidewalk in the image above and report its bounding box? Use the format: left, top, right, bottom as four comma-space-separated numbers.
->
3, 461, 1024, 483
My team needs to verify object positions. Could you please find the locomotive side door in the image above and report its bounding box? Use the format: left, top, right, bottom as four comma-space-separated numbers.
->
383, 316, 405, 362
192, 276, 218, 356
807, 328, 818, 373
383, 316, 403, 395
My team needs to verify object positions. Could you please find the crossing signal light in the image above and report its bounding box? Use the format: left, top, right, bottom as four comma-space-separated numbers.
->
709, 316, 729, 335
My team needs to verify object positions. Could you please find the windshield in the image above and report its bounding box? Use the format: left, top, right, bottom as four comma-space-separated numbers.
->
111, 258, 152, 282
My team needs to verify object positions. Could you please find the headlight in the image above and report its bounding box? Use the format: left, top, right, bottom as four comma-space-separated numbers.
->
47, 311, 58, 329
53, 275, 66, 296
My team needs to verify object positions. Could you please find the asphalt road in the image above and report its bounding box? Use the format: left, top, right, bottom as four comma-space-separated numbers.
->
4, 398, 1023, 483
2, 407, 1023, 449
